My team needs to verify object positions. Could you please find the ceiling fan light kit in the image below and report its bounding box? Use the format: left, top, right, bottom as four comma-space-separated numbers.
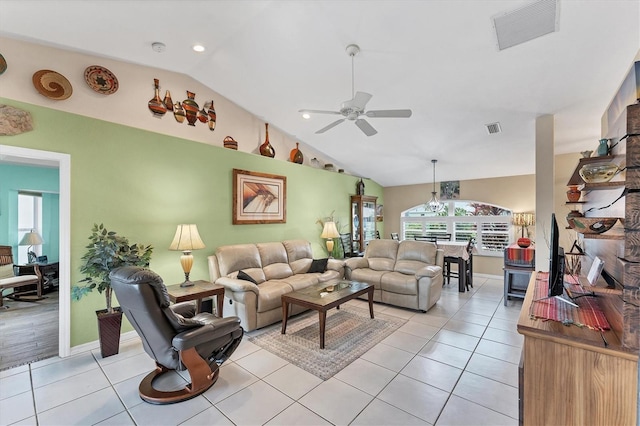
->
299, 44, 412, 136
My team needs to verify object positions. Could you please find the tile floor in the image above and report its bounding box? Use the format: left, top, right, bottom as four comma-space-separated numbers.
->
0, 276, 524, 426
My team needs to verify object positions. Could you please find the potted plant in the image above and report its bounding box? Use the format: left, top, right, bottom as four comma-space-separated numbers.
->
72, 223, 153, 357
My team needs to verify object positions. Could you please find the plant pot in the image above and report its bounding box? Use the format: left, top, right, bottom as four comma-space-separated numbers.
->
96, 307, 122, 358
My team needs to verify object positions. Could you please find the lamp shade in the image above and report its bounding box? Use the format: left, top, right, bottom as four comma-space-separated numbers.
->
169, 224, 205, 251
512, 213, 535, 227
321, 222, 339, 239
19, 230, 44, 246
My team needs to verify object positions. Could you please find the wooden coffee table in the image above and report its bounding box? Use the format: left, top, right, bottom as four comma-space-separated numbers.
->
281, 279, 374, 349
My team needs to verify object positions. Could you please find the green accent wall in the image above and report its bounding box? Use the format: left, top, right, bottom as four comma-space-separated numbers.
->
0, 163, 60, 261
0, 98, 383, 347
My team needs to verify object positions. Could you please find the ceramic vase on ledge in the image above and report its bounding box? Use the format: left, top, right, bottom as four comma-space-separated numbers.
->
259, 123, 275, 158
566, 186, 581, 202
182, 91, 199, 126
289, 142, 303, 164
148, 79, 167, 117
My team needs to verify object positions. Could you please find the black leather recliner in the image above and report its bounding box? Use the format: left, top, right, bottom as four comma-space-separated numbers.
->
110, 266, 243, 404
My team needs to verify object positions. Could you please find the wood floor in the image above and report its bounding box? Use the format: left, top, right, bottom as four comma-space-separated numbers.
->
0, 289, 58, 371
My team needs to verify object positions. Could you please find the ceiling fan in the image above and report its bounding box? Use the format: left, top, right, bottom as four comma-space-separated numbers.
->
299, 44, 412, 137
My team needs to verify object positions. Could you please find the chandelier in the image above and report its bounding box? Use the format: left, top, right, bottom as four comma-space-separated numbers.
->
426, 159, 444, 213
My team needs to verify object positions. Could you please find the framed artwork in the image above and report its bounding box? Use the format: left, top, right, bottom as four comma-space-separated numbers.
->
376, 204, 384, 222
233, 169, 286, 224
440, 181, 460, 200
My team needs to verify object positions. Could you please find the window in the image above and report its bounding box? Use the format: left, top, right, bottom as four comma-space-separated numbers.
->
18, 192, 43, 264
400, 200, 513, 257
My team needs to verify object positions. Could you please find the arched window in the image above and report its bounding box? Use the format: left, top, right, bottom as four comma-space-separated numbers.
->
400, 200, 513, 257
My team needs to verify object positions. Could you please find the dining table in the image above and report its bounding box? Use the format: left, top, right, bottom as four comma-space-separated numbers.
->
435, 241, 472, 292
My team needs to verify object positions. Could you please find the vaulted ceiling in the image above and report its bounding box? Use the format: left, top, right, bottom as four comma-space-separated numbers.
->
0, 0, 638, 186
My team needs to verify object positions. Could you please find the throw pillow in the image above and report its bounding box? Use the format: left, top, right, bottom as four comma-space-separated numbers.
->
237, 270, 258, 284
308, 258, 328, 273
0, 264, 14, 279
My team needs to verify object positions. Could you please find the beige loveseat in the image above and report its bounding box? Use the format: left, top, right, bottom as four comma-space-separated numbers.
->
208, 240, 344, 331
344, 239, 443, 312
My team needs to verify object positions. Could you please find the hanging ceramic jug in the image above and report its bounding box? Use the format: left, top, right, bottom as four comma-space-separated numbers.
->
597, 138, 609, 156
289, 142, 303, 164
173, 101, 185, 123
163, 90, 173, 112
148, 78, 167, 117
259, 123, 275, 157
207, 100, 216, 131
182, 91, 199, 126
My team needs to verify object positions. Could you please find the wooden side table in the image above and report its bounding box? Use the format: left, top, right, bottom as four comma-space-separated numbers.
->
166, 280, 225, 317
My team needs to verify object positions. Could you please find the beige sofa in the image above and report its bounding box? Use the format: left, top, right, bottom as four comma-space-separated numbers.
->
208, 239, 344, 331
344, 239, 443, 312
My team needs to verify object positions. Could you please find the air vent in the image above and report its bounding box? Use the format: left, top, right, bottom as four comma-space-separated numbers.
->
492, 0, 559, 51
486, 122, 502, 134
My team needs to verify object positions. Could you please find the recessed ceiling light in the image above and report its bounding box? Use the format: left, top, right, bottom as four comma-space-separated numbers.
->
301, 112, 311, 120
192, 44, 205, 53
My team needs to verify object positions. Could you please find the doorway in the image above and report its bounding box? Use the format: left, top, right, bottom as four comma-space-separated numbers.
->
0, 145, 71, 360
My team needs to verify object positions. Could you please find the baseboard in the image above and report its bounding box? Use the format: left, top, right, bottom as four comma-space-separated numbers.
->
68, 330, 139, 357
474, 273, 502, 280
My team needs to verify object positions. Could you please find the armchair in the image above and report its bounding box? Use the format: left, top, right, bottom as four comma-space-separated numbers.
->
0, 245, 42, 308
110, 266, 243, 404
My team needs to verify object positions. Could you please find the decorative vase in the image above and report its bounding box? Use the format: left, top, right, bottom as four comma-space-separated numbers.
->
597, 138, 609, 156
517, 237, 531, 248
566, 185, 581, 202
259, 123, 275, 157
356, 179, 365, 195
223, 136, 238, 150
567, 210, 583, 218
173, 101, 185, 123
197, 105, 208, 123
310, 158, 321, 168
289, 142, 303, 164
148, 79, 167, 117
163, 90, 173, 112
182, 91, 199, 126
207, 100, 216, 131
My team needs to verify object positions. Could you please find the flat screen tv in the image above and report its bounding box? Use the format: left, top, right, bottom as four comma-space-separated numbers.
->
548, 213, 569, 300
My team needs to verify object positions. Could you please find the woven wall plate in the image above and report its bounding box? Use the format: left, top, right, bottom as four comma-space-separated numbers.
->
32, 69, 73, 100
84, 65, 119, 95
0, 53, 7, 75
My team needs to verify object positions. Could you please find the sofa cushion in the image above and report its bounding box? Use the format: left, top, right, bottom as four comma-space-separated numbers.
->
394, 240, 437, 275
380, 271, 418, 295
257, 281, 294, 312
365, 239, 399, 271
282, 273, 320, 291
237, 270, 258, 284
0, 264, 14, 279
350, 268, 388, 289
257, 242, 294, 280
308, 258, 328, 273
283, 240, 314, 274
216, 244, 263, 277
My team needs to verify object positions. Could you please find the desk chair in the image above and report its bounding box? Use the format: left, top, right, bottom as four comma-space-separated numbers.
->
110, 266, 243, 404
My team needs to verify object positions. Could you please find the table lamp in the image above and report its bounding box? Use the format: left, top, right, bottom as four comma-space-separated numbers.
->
169, 224, 206, 287
512, 213, 535, 248
19, 229, 44, 264
321, 221, 339, 255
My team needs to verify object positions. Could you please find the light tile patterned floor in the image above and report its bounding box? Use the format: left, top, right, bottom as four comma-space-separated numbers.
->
0, 276, 524, 425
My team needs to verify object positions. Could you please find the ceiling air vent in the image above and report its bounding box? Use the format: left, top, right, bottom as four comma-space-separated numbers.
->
492, 0, 559, 51
485, 122, 502, 134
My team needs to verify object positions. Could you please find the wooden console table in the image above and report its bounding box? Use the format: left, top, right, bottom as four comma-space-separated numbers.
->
517, 272, 638, 425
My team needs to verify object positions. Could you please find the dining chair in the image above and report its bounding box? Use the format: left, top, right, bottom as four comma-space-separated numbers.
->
390, 232, 399, 240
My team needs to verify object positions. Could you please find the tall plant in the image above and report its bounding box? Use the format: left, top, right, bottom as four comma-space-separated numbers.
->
72, 223, 153, 313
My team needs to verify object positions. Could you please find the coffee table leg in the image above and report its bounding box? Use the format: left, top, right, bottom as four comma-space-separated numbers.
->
281, 301, 290, 334
319, 310, 327, 349
367, 288, 374, 318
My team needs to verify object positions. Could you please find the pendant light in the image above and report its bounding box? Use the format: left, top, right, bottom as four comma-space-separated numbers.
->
426, 159, 444, 213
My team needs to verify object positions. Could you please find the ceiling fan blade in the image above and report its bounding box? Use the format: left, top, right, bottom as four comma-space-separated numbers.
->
316, 119, 345, 134
365, 109, 413, 118
355, 118, 378, 136
352, 92, 373, 109
299, 109, 342, 115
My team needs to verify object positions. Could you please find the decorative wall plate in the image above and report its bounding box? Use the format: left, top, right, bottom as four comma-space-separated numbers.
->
84, 65, 119, 95
32, 69, 73, 100
0, 53, 7, 75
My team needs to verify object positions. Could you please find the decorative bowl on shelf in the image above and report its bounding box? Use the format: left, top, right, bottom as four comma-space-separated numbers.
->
578, 162, 622, 183
567, 217, 618, 234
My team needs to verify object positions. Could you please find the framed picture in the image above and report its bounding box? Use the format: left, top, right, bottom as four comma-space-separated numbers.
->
376, 204, 384, 222
233, 169, 287, 224
440, 181, 460, 200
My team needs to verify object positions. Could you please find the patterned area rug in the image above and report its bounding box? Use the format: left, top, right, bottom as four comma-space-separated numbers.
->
248, 305, 407, 380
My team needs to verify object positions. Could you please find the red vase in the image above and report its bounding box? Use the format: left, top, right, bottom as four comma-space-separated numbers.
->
289, 142, 303, 164
259, 123, 275, 157
148, 79, 167, 117
566, 185, 581, 202
517, 237, 531, 248
182, 91, 199, 126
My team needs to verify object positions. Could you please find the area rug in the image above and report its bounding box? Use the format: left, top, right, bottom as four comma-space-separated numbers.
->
248, 305, 407, 380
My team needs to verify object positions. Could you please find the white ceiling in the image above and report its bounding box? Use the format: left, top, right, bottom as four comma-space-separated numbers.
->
0, 0, 638, 186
